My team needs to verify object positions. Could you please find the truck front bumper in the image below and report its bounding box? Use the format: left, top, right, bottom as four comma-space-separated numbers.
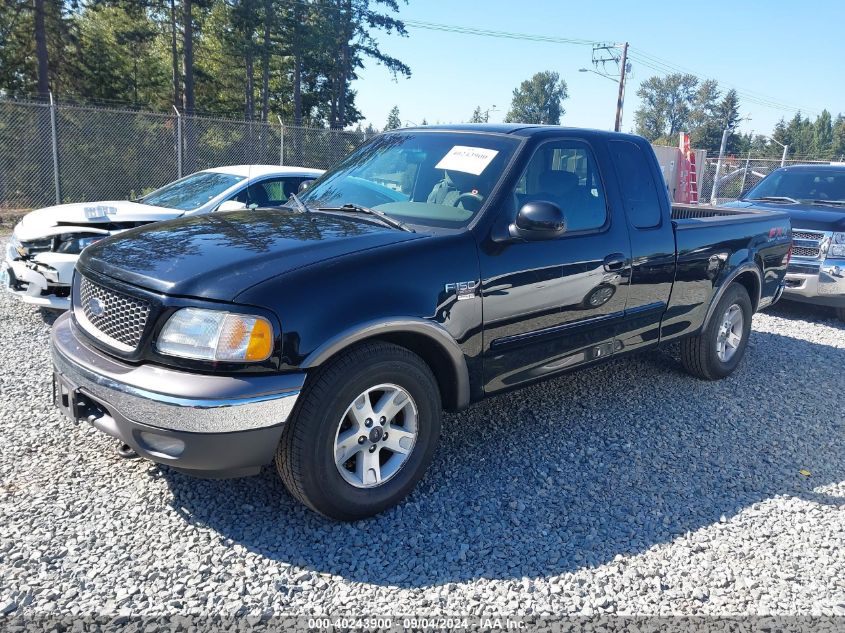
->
50, 312, 304, 477
783, 258, 845, 308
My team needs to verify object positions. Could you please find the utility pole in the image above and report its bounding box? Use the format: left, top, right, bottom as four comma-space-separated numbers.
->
589, 42, 630, 132
614, 42, 628, 132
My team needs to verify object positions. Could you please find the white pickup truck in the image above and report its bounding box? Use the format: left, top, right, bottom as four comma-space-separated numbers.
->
2, 164, 322, 310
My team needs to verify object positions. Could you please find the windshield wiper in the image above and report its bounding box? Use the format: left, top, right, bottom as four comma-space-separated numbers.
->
747, 196, 799, 204
317, 203, 415, 233
809, 199, 845, 207
287, 191, 310, 213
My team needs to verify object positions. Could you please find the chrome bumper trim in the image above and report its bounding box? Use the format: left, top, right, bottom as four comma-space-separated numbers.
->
51, 312, 303, 433
784, 257, 845, 300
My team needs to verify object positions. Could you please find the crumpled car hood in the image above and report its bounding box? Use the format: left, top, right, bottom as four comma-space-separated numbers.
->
15, 200, 182, 241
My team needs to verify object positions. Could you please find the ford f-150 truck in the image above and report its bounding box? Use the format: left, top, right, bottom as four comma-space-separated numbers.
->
50, 125, 791, 520
724, 164, 845, 321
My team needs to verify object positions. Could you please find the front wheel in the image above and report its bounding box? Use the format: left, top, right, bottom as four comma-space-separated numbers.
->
276, 341, 442, 520
680, 283, 753, 380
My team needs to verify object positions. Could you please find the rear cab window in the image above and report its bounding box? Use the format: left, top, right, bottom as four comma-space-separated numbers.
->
608, 140, 664, 229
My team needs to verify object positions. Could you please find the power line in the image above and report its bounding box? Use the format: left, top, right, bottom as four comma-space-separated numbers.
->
277, 2, 824, 119
402, 19, 595, 47
625, 48, 819, 116
627, 46, 818, 109
400, 17, 822, 118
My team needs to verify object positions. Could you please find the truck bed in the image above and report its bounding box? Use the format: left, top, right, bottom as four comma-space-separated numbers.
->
660, 202, 791, 343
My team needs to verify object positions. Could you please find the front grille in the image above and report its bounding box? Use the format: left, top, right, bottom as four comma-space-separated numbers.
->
792, 230, 825, 241
790, 228, 828, 261
792, 245, 820, 258
77, 276, 151, 351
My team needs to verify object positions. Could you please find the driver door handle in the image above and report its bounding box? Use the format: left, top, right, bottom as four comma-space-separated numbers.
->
603, 253, 627, 272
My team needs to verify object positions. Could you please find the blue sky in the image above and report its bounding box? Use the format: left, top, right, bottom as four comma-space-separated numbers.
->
352, 0, 844, 137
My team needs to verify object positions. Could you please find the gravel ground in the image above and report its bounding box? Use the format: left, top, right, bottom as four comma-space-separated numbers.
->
1, 237, 844, 621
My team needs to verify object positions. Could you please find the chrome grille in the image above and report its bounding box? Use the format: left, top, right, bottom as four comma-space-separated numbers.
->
792, 230, 824, 240
77, 276, 150, 351
792, 245, 820, 258
790, 228, 828, 261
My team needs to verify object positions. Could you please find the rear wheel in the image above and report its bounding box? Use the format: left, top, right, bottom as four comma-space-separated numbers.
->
276, 341, 441, 520
680, 283, 753, 380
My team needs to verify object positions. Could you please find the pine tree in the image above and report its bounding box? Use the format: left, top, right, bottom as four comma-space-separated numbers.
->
832, 115, 845, 161
384, 105, 401, 131
812, 110, 833, 158
469, 106, 487, 123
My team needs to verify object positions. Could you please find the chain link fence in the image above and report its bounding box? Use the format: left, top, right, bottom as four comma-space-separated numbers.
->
700, 156, 835, 205
0, 98, 370, 212
3, 96, 841, 212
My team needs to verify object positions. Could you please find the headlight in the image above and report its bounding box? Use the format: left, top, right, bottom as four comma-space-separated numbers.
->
55, 235, 105, 254
157, 308, 274, 362
6, 234, 23, 260
829, 232, 845, 258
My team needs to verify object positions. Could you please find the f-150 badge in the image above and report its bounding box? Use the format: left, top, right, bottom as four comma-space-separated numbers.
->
445, 280, 479, 300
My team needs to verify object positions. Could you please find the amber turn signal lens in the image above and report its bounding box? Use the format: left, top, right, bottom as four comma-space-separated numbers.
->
245, 317, 273, 361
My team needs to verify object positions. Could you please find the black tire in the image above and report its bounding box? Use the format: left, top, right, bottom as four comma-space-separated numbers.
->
276, 341, 442, 521
836, 307, 845, 323
680, 283, 753, 380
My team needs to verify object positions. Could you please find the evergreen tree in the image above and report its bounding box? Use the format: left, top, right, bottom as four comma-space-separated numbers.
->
688, 79, 722, 151
832, 115, 845, 160
718, 89, 741, 154
323, 0, 411, 129
469, 106, 487, 123
384, 105, 401, 130
812, 110, 833, 158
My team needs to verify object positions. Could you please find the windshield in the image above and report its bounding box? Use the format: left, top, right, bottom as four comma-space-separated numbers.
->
745, 168, 845, 205
140, 171, 246, 210
299, 131, 521, 228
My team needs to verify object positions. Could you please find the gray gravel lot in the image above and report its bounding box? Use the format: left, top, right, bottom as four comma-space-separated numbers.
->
1, 238, 844, 619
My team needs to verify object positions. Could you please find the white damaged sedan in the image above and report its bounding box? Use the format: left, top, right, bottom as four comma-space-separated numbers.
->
2, 164, 322, 310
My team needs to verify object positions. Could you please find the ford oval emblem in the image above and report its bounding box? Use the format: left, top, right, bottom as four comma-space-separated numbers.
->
88, 297, 106, 317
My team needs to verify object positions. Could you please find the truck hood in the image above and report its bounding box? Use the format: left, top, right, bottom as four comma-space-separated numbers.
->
724, 200, 845, 232
15, 200, 183, 240
79, 209, 426, 300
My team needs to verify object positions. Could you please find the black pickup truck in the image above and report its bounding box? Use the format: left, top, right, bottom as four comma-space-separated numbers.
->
50, 125, 791, 520
723, 164, 845, 320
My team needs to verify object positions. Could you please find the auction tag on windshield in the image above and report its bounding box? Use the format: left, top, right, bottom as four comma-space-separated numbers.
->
435, 146, 499, 175
84, 205, 117, 219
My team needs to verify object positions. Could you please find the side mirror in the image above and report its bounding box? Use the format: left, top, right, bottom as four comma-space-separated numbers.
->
217, 200, 247, 213
298, 179, 315, 193
509, 201, 566, 241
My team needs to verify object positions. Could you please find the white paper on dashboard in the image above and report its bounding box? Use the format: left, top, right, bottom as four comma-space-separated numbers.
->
434, 146, 499, 176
